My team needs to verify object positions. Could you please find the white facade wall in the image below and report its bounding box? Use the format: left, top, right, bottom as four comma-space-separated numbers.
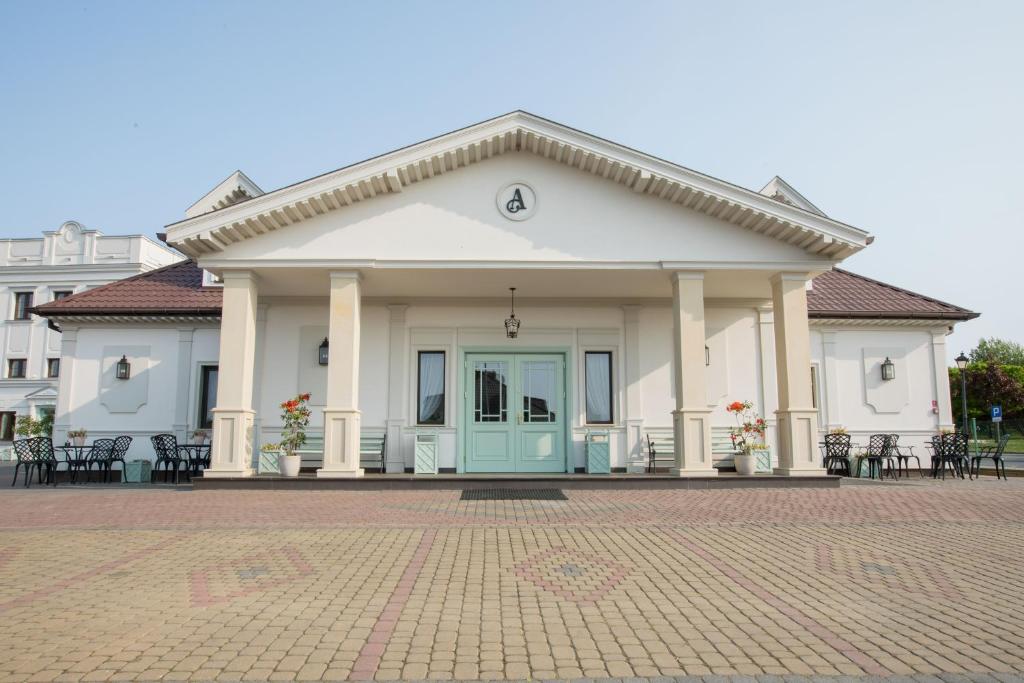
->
55, 300, 956, 470
0, 222, 180, 447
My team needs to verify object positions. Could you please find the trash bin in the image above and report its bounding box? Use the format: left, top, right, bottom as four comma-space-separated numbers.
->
123, 459, 152, 483
585, 432, 611, 474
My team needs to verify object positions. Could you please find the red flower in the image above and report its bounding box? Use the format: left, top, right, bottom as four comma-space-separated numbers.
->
727, 401, 745, 413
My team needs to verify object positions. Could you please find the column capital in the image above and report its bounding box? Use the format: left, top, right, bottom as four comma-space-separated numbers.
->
770, 271, 811, 285
669, 270, 705, 283
329, 270, 363, 283
220, 270, 259, 285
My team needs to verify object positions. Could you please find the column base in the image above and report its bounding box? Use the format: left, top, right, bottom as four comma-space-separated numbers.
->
320, 407, 363, 477
316, 468, 366, 479
671, 408, 715, 475
772, 467, 828, 477
209, 408, 255, 477
775, 408, 823, 475
670, 467, 719, 478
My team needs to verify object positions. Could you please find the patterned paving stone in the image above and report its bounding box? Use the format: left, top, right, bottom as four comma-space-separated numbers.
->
0, 476, 1022, 682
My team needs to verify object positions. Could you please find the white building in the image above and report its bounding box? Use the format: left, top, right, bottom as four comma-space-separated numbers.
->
36, 113, 977, 475
0, 221, 180, 444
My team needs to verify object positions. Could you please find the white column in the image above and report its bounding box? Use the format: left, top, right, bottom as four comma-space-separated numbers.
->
821, 330, 842, 431
622, 305, 644, 471
53, 325, 78, 446
206, 271, 258, 478
250, 303, 269, 470
771, 273, 825, 476
670, 272, 716, 476
756, 305, 779, 465
172, 328, 194, 443
318, 272, 364, 478
385, 304, 408, 473
930, 329, 955, 430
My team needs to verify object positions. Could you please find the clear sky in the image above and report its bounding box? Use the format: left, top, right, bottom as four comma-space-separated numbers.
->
1, 1, 1021, 361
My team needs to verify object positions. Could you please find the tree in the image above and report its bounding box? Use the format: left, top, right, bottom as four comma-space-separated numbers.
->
950, 362, 1024, 422
14, 413, 53, 438
970, 337, 1024, 366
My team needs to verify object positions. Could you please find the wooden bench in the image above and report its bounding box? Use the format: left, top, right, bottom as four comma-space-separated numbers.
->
294, 432, 387, 473
644, 427, 738, 473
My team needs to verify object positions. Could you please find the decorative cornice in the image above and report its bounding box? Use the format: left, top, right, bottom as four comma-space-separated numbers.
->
165, 111, 872, 261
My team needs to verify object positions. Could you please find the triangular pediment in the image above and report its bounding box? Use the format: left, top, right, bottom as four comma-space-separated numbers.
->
165, 111, 871, 262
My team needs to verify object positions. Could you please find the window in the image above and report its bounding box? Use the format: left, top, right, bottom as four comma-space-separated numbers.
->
584, 351, 613, 424
7, 359, 27, 378
417, 351, 445, 425
0, 412, 14, 441
53, 290, 72, 301
47, 358, 60, 378
13, 292, 33, 320
198, 365, 218, 429
810, 365, 819, 410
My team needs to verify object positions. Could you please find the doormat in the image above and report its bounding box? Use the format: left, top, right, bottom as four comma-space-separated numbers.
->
461, 488, 567, 501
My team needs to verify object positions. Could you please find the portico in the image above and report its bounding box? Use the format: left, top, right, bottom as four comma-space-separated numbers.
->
157, 112, 870, 478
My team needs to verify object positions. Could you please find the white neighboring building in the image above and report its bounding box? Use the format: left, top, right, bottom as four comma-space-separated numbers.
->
0, 221, 181, 444
36, 113, 978, 473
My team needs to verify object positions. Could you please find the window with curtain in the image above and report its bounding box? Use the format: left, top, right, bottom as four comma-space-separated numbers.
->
13, 292, 33, 320
198, 365, 218, 429
418, 351, 445, 425
585, 351, 613, 424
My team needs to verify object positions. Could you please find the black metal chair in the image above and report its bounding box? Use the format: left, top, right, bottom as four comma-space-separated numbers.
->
11, 439, 43, 487
972, 434, 1010, 480
179, 443, 211, 477
823, 434, 852, 476
150, 434, 189, 483
935, 432, 969, 479
87, 439, 115, 483
30, 437, 63, 486
108, 436, 132, 482
863, 434, 896, 480
889, 434, 923, 478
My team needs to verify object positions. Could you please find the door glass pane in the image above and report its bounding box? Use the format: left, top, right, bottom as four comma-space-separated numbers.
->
521, 360, 556, 423
474, 361, 507, 423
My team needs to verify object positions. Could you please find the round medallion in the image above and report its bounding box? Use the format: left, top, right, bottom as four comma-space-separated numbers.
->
496, 182, 537, 221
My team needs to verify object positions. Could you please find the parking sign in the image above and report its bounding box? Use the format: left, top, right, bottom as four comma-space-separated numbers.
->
991, 405, 1003, 423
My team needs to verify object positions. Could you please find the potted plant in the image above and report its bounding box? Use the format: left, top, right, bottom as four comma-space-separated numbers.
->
277, 392, 311, 477
726, 400, 767, 475
828, 426, 847, 436
191, 429, 209, 445
67, 428, 88, 447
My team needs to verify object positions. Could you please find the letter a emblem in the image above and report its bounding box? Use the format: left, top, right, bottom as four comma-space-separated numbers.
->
506, 188, 527, 214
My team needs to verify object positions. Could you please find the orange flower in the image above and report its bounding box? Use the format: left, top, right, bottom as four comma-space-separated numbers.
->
727, 401, 745, 412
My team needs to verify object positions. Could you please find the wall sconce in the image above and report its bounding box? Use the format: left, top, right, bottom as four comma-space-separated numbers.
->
880, 356, 895, 381
705, 345, 710, 367
115, 355, 131, 380
318, 337, 329, 366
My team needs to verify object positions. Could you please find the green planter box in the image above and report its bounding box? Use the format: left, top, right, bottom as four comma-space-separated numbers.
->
415, 434, 438, 475
754, 448, 772, 473
123, 460, 152, 484
586, 432, 611, 474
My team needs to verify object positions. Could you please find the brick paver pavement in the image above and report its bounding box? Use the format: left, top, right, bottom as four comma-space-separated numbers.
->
1, 475, 1023, 682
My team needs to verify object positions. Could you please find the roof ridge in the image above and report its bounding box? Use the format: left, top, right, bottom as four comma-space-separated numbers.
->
32, 258, 192, 312
830, 268, 975, 315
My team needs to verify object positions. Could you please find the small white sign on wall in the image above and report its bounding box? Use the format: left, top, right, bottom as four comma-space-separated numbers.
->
496, 182, 537, 221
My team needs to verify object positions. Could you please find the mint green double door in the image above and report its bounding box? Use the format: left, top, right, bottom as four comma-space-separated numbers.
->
464, 353, 567, 473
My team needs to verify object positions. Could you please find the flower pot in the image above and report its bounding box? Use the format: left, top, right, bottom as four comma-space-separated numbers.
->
278, 452, 301, 477
72, 436, 86, 447
734, 452, 758, 475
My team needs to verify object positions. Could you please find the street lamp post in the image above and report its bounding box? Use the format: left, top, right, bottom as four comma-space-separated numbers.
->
955, 351, 969, 434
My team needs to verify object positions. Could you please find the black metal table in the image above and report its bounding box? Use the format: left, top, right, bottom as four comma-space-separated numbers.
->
59, 444, 94, 483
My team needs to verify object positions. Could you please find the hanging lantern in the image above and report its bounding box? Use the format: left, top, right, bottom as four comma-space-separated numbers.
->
504, 287, 520, 339
881, 356, 895, 381
115, 355, 131, 380
318, 337, 329, 366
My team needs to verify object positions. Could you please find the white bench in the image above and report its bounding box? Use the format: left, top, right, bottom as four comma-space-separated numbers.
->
644, 427, 738, 473
294, 432, 387, 472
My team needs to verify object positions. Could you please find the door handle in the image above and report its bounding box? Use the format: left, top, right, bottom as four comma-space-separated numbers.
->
517, 412, 524, 425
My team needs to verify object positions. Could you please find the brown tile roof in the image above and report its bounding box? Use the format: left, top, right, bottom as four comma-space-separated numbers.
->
33, 261, 978, 322
807, 268, 977, 321
33, 259, 222, 317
